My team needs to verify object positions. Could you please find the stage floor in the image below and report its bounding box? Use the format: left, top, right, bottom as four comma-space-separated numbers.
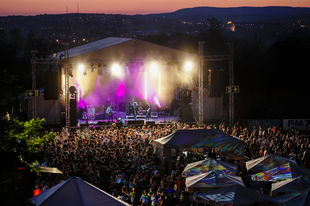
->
78, 115, 179, 126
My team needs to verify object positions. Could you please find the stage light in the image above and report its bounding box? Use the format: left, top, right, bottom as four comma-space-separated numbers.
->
78, 65, 84, 72
112, 64, 121, 75
150, 63, 158, 75
69, 86, 76, 94
98, 68, 103, 76
185, 62, 192, 71
90, 63, 94, 72
78, 64, 87, 75
68, 69, 73, 77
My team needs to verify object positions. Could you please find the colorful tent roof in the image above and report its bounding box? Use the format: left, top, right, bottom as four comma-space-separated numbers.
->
268, 189, 310, 206
271, 176, 310, 196
28, 176, 131, 206
193, 184, 277, 206
185, 171, 244, 193
246, 154, 297, 172
251, 163, 310, 182
151, 129, 245, 174
182, 158, 238, 177
152, 129, 245, 156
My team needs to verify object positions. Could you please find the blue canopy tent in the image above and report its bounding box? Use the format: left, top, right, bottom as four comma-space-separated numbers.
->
271, 176, 310, 197
151, 129, 245, 173
268, 189, 310, 206
193, 184, 279, 206
28, 176, 130, 206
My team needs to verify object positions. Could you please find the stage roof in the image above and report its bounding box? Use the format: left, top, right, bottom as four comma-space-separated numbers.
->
54, 37, 198, 65
56, 37, 132, 58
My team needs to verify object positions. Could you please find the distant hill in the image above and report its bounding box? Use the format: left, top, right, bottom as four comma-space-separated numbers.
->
146, 6, 310, 23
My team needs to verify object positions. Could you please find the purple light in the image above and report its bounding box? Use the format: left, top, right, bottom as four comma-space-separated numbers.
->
115, 74, 125, 100
153, 96, 161, 107
72, 77, 80, 89
73, 68, 161, 109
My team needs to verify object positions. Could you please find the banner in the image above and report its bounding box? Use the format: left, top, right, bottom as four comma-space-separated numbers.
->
283, 119, 310, 131
247, 119, 279, 131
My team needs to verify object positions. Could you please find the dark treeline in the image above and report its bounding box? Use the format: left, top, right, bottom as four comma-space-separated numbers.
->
143, 18, 310, 120
1, 18, 310, 120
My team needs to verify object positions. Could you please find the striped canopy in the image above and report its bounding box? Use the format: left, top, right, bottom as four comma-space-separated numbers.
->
251, 163, 310, 183
185, 171, 244, 193
182, 158, 238, 177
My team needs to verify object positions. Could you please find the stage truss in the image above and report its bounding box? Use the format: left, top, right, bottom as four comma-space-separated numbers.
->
198, 42, 234, 126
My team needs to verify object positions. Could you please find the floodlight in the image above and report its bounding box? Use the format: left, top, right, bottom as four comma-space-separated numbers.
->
185, 62, 192, 71
150, 63, 158, 75
112, 64, 121, 75
78, 65, 84, 72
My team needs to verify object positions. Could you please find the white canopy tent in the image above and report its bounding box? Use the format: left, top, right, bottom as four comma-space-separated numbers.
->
182, 158, 238, 177
246, 154, 297, 173
185, 171, 244, 193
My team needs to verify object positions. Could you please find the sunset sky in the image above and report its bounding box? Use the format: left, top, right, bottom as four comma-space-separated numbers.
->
1, 0, 310, 16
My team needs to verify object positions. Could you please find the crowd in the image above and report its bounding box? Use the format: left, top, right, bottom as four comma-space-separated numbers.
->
34, 121, 310, 205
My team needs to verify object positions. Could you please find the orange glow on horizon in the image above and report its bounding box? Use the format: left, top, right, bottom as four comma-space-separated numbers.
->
0, 0, 310, 16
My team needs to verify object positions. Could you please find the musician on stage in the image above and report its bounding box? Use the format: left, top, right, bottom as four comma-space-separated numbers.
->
146, 101, 151, 121
82, 109, 87, 120
133, 103, 138, 120
106, 105, 114, 121
130, 98, 135, 107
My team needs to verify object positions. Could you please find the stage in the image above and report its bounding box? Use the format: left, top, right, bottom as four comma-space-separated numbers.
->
77, 114, 179, 128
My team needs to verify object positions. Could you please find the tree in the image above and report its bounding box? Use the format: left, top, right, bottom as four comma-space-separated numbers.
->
0, 118, 55, 206
205, 18, 228, 54
262, 37, 310, 118
0, 70, 23, 114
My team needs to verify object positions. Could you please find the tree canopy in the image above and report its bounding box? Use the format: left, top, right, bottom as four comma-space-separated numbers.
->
0, 118, 55, 206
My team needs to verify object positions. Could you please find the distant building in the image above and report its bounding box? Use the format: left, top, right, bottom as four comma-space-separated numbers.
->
226, 21, 235, 32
